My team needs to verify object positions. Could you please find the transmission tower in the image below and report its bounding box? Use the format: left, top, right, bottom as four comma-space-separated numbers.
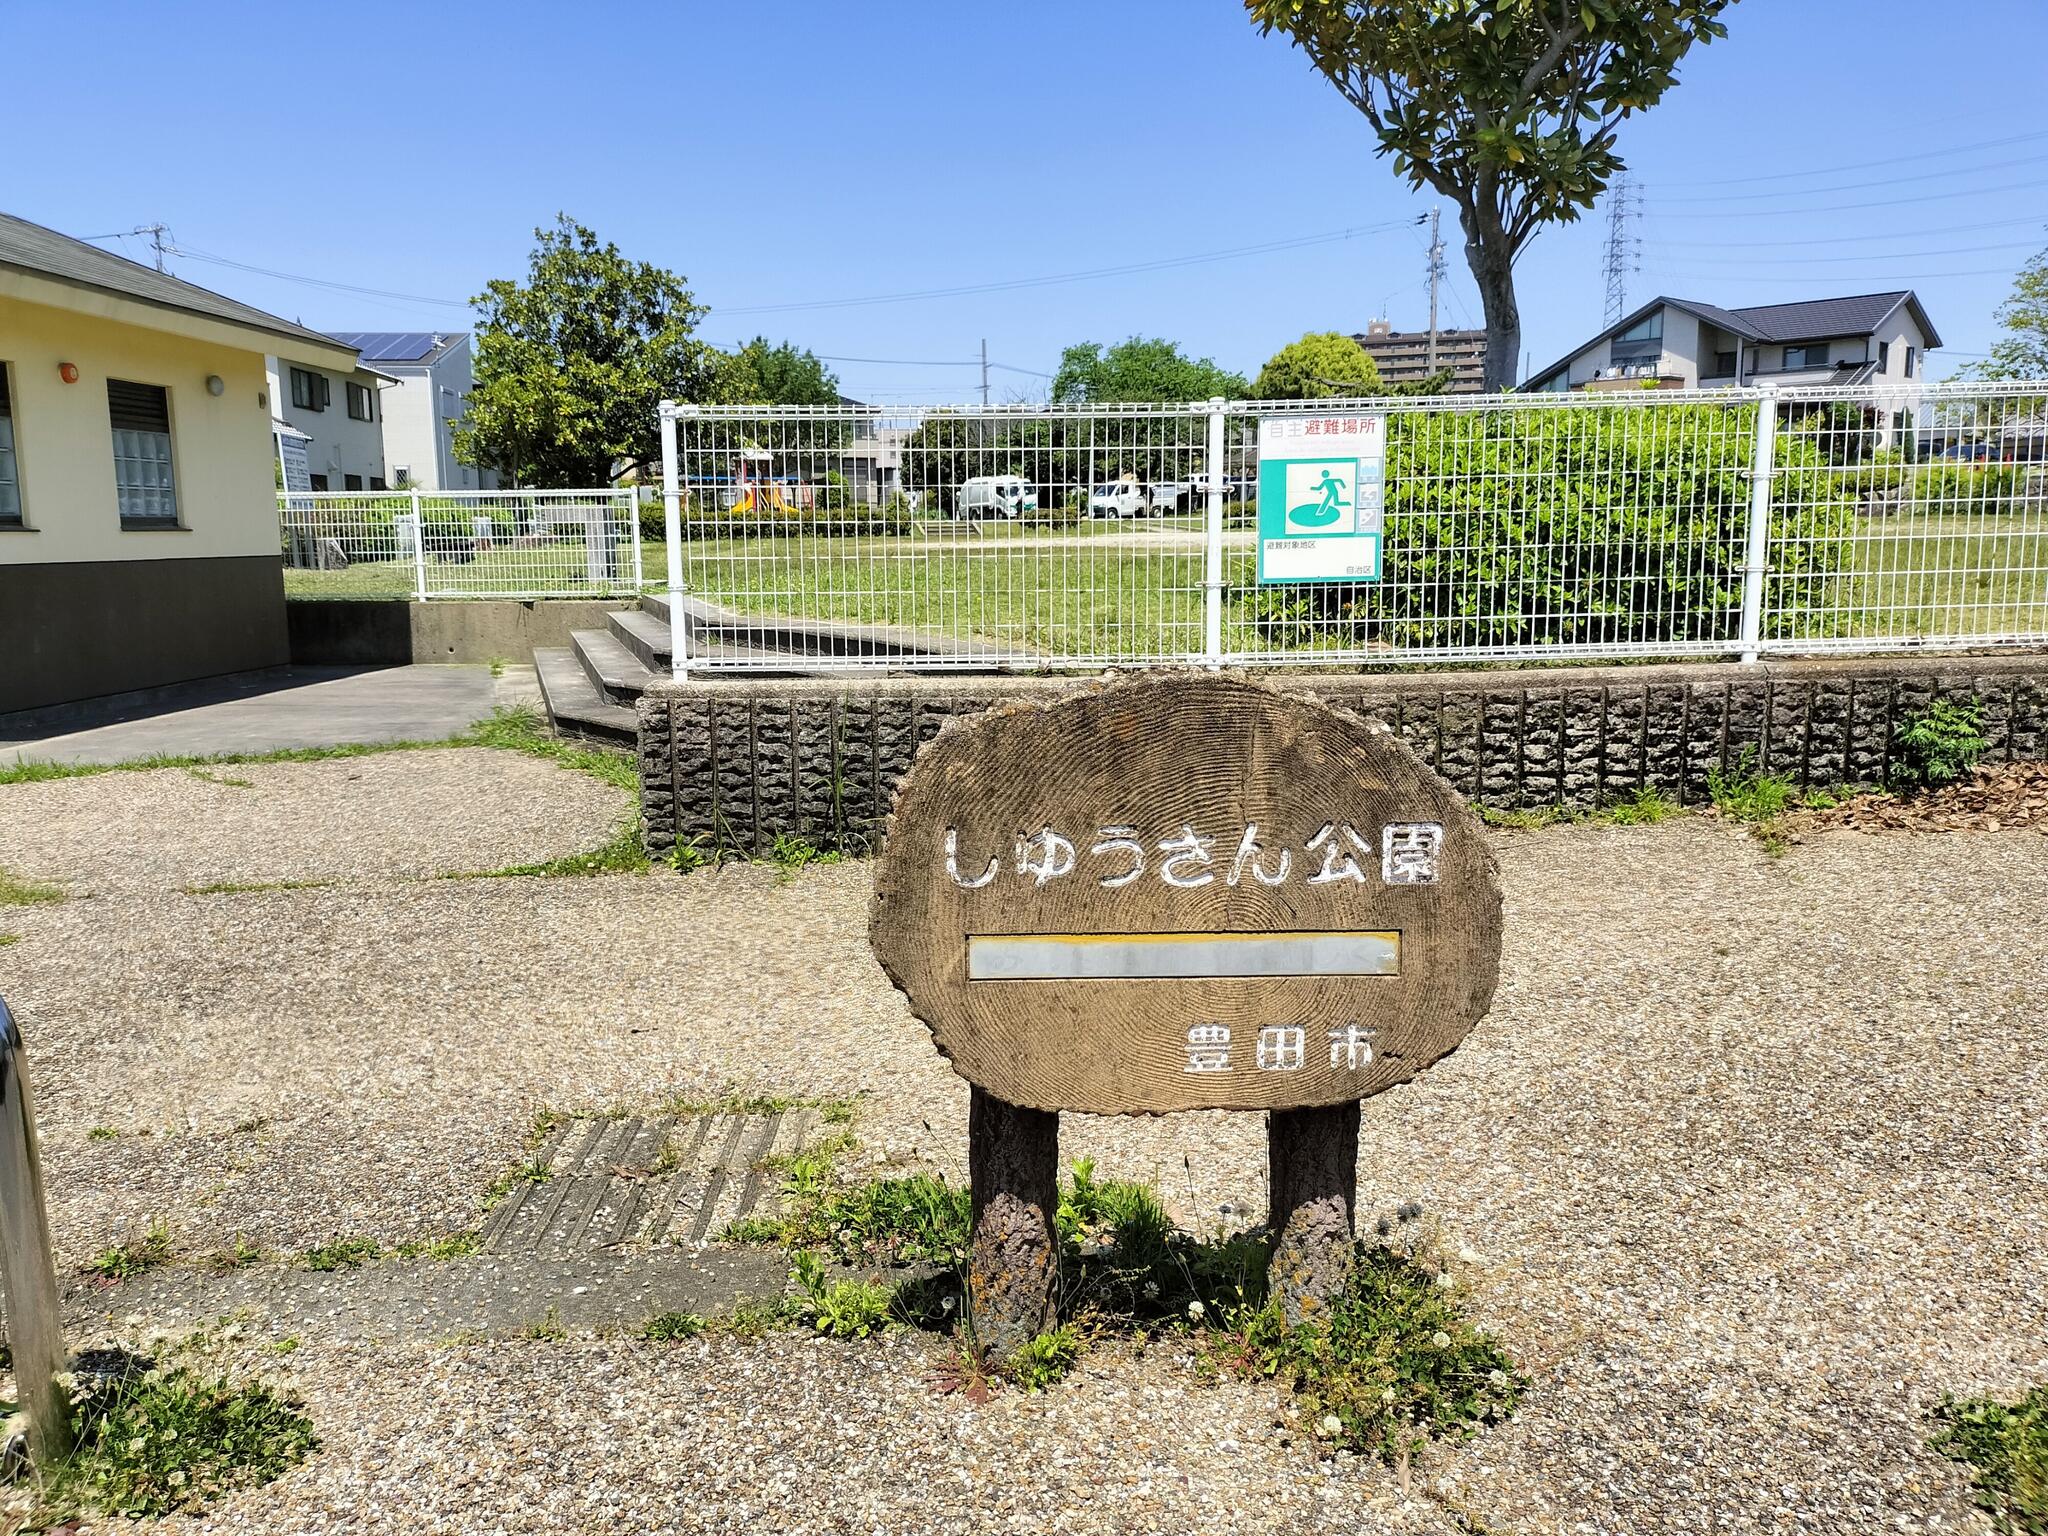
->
1600, 178, 1640, 326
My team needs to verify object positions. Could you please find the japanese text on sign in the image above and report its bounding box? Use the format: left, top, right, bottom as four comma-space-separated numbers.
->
943, 821, 1445, 891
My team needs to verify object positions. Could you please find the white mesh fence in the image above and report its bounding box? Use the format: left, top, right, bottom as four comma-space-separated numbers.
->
658, 384, 2048, 673
280, 489, 642, 600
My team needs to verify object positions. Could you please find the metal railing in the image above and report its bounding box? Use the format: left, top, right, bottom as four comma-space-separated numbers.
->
279, 489, 643, 600
655, 382, 2048, 676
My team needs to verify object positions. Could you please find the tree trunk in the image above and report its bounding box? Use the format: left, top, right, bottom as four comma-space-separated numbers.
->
1267, 1101, 1360, 1325
1459, 204, 1524, 393
966, 1087, 1060, 1360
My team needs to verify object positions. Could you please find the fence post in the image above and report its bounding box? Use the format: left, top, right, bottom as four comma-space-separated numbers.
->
660, 401, 689, 681
1202, 397, 1227, 667
0, 997, 71, 1465
409, 490, 428, 601
627, 488, 643, 594
1737, 386, 1780, 664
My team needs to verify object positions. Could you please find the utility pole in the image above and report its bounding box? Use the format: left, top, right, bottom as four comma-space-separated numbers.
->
1424, 208, 1447, 374
1601, 177, 1640, 326
980, 338, 990, 409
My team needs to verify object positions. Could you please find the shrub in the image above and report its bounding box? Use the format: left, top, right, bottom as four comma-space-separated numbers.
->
1890, 698, 1987, 789
1237, 402, 1855, 651
1006, 1325, 1084, 1391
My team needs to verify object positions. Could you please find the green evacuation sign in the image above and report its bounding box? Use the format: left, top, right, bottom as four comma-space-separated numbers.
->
1256, 412, 1387, 584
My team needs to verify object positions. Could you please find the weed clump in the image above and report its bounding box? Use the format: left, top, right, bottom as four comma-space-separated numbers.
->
1891, 699, 1988, 790
1931, 1387, 2048, 1535
87, 1219, 172, 1282
26, 1345, 315, 1522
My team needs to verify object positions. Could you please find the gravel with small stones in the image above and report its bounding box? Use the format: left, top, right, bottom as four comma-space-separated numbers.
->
0, 748, 627, 894
2, 751, 2041, 1534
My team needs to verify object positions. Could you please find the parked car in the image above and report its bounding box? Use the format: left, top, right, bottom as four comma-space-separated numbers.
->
957, 475, 1038, 519
1088, 482, 1149, 518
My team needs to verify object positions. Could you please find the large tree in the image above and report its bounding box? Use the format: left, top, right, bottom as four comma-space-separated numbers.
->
1246, 0, 1734, 391
1253, 331, 1383, 398
1961, 235, 2048, 379
1051, 337, 1248, 404
728, 336, 841, 405
455, 215, 728, 486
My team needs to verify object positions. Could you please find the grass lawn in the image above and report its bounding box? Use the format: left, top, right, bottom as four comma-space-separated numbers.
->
284, 513, 2048, 659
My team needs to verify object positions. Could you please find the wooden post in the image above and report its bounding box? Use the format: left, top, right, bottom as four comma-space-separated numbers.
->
1267, 1101, 1360, 1325
966, 1087, 1060, 1360
0, 998, 71, 1463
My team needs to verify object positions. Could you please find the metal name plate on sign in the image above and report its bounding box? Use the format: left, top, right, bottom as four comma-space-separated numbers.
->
1256, 411, 1388, 585
869, 675, 1501, 1116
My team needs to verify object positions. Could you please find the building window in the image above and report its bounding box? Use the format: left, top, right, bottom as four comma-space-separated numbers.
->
0, 364, 21, 526
1904, 347, 1917, 378
343, 473, 363, 491
290, 367, 329, 412
108, 379, 178, 525
369, 476, 387, 491
1878, 341, 1891, 371
1615, 311, 1663, 344
346, 381, 374, 421
309, 473, 329, 492
1712, 351, 1736, 377
1784, 343, 1829, 370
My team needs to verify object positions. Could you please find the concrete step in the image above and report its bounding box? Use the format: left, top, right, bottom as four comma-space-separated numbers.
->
534, 647, 636, 743
607, 608, 674, 672
642, 591, 1008, 664
571, 628, 657, 705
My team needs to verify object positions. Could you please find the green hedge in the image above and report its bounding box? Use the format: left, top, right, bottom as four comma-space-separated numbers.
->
1237, 402, 1858, 650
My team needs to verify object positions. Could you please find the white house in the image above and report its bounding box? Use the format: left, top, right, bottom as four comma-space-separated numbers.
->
264, 352, 390, 490
1524, 290, 1940, 396
330, 331, 492, 491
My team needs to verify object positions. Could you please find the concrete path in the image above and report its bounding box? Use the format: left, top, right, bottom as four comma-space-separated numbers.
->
0, 664, 541, 767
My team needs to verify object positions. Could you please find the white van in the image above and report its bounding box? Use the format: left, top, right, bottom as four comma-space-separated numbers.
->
1087, 481, 1149, 518
956, 475, 1039, 519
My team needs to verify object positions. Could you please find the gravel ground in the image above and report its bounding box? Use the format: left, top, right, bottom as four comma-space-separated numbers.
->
1, 751, 2041, 1534
0, 747, 626, 894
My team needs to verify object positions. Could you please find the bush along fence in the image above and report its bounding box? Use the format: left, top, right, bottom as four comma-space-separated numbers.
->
279, 489, 641, 600
635, 654, 2048, 861
654, 382, 2048, 673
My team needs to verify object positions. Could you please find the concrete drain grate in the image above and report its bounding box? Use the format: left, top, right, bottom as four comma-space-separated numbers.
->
479, 1110, 817, 1256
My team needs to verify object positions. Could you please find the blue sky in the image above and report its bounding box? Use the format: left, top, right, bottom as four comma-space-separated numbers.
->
5, 0, 2045, 399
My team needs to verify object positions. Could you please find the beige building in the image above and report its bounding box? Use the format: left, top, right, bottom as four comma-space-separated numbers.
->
1, 211, 365, 713
1352, 319, 1488, 394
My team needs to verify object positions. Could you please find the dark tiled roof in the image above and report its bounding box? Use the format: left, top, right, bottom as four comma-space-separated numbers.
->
0, 211, 354, 354
1727, 291, 1921, 344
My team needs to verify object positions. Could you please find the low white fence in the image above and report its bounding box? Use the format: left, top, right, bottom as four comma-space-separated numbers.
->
279, 489, 642, 599
656, 382, 2048, 675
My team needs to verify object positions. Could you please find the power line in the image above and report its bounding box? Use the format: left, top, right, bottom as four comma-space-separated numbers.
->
1651, 152, 2048, 204
1658, 128, 2048, 188
1647, 178, 2048, 219
712, 219, 1420, 316
163, 244, 473, 309
1638, 239, 2039, 267
1645, 216, 2047, 249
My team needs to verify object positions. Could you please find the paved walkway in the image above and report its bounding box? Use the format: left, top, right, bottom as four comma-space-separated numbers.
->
0, 664, 540, 767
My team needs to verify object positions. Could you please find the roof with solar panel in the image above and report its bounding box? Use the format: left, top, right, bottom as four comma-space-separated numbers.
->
331, 331, 466, 365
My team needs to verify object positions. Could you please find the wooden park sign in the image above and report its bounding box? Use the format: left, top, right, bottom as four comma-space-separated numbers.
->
870, 674, 1502, 1349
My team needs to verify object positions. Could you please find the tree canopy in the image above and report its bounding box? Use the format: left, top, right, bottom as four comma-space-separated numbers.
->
454, 215, 728, 487
1253, 332, 1383, 399
1051, 337, 1248, 404
1961, 235, 2048, 380
1245, 0, 1733, 390
728, 336, 842, 406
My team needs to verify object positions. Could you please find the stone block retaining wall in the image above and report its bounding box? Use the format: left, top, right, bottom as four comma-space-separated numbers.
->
635, 656, 2048, 859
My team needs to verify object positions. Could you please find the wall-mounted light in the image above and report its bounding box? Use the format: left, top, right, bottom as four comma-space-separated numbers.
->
58, 363, 78, 384
206, 375, 225, 397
